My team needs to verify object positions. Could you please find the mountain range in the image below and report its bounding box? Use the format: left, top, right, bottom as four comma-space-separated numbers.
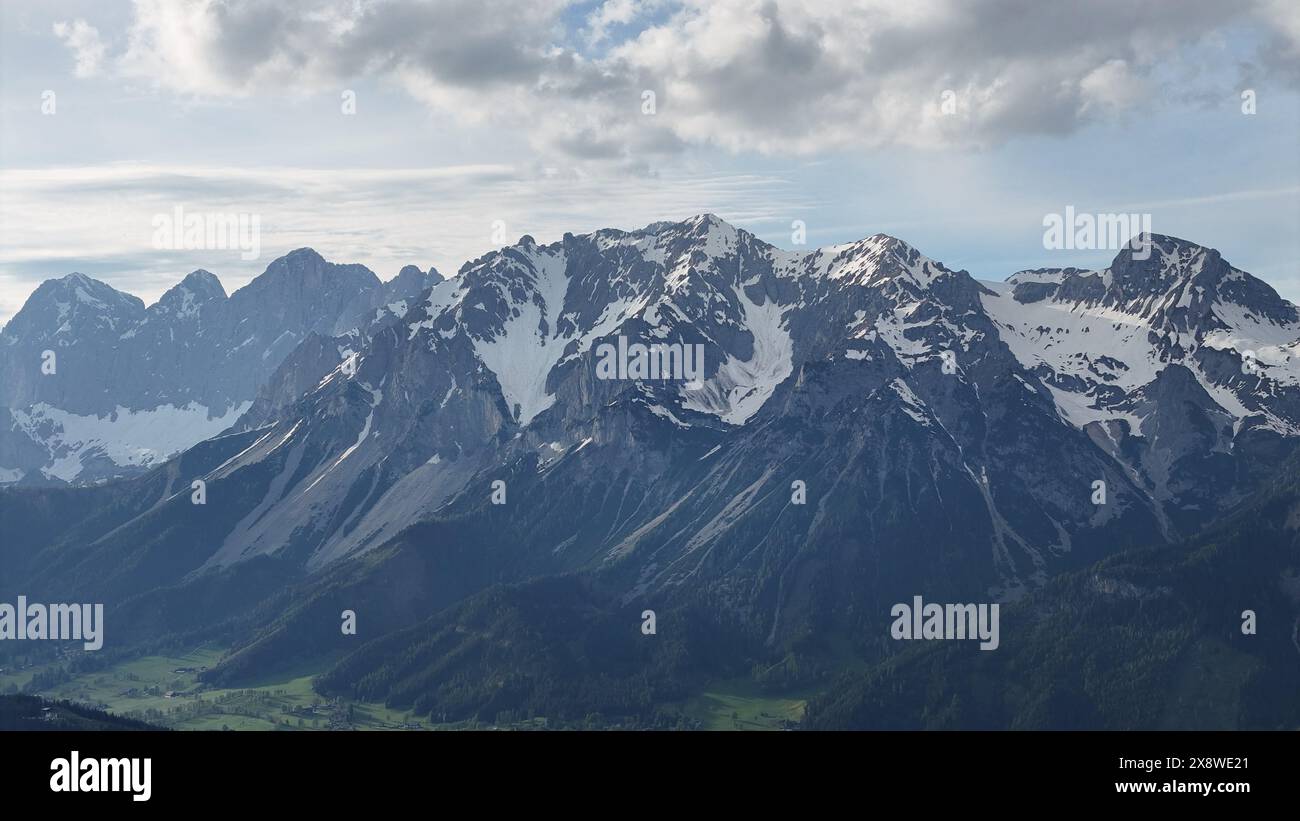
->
0, 250, 436, 484
3, 214, 1298, 728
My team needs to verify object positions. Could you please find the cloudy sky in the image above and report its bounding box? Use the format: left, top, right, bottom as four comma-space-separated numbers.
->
2, 0, 1298, 325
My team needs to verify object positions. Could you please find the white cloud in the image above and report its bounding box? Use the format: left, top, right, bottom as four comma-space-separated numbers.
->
52, 19, 106, 78
585, 0, 662, 46
27, 0, 1300, 170
45, 1, 1300, 159
1079, 59, 1150, 116
116, 0, 569, 96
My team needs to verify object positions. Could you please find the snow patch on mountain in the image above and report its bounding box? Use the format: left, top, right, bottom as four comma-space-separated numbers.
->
4, 400, 250, 483
680, 283, 793, 425
473, 248, 570, 424
982, 281, 1160, 387
983, 261, 1300, 436
1202, 300, 1300, 386
890, 379, 931, 425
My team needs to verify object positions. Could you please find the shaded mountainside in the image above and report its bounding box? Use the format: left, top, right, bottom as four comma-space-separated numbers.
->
312, 575, 754, 726
302, 445, 1300, 729
804, 459, 1300, 730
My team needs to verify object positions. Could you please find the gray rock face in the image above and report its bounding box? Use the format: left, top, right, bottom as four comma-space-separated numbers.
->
0, 251, 427, 483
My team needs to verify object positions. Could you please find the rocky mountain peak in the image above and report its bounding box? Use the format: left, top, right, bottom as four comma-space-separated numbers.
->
813, 233, 956, 297
177, 268, 226, 297
151, 269, 228, 318
2, 273, 144, 343
1105, 233, 1225, 299
227, 249, 382, 334
661, 213, 745, 257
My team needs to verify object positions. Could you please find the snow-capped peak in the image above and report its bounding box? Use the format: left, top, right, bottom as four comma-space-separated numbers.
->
812, 233, 952, 293
984, 234, 1300, 436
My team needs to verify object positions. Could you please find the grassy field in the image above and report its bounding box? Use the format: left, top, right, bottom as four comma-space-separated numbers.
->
3, 647, 826, 731
680, 678, 817, 730
674, 638, 859, 731
0, 646, 432, 731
